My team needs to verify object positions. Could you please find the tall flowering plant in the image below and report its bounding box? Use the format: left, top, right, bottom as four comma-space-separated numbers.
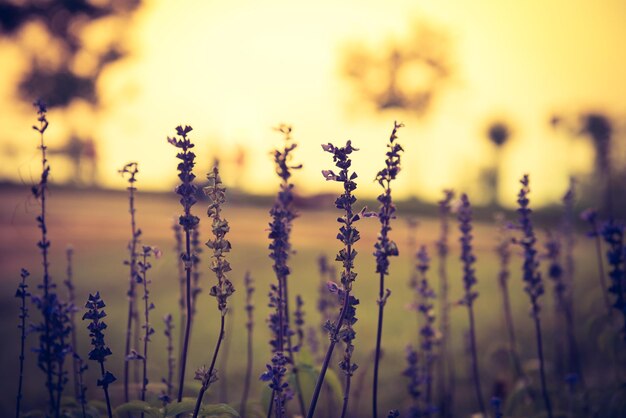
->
168, 125, 200, 401
372, 121, 404, 418
262, 125, 305, 417
457, 193, 485, 416
192, 163, 235, 418
308, 140, 363, 418
515, 174, 553, 418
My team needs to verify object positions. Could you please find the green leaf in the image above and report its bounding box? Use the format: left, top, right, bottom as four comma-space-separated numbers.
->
115, 400, 162, 418
296, 347, 315, 367
164, 398, 198, 417
198, 403, 240, 417
323, 368, 344, 407
292, 361, 343, 408
60, 396, 79, 407
239, 401, 264, 418
87, 400, 108, 413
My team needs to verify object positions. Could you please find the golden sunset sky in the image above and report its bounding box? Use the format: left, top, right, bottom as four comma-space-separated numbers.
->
1, 0, 625, 206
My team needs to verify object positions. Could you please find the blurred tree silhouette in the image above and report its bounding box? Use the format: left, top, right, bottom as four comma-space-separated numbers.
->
0, 0, 141, 107
341, 19, 453, 118
551, 111, 618, 215
483, 119, 513, 206
578, 113, 614, 215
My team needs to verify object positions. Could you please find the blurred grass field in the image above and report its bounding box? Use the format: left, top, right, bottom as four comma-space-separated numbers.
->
0, 185, 613, 416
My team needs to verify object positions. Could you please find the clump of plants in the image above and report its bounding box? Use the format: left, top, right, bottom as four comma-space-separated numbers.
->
12, 101, 626, 418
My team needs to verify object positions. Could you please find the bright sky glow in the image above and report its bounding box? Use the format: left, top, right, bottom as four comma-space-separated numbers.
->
1, 0, 625, 206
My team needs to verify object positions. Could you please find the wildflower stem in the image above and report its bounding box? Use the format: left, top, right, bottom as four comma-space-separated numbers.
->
64, 247, 81, 401
283, 279, 307, 416
307, 284, 352, 418
83, 292, 116, 418
192, 163, 234, 416
99, 361, 114, 418
163, 314, 175, 403
54, 333, 67, 418
594, 234, 612, 317
436, 190, 455, 418
495, 220, 524, 379
120, 162, 140, 404
192, 315, 226, 418
340, 361, 353, 418
178, 231, 192, 402
500, 276, 524, 378
533, 315, 553, 418
264, 125, 304, 417
167, 125, 200, 403
517, 175, 553, 418
240, 272, 255, 417
173, 221, 187, 390
467, 304, 486, 415
458, 194, 486, 416
372, 122, 403, 418
309, 140, 361, 418
32, 99, 55, 413
373, 276, 385, 418
16, 269, 30, 418
140, 250, 151, 407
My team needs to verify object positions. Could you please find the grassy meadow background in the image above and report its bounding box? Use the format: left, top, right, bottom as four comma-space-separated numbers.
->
0, 181, 613, 416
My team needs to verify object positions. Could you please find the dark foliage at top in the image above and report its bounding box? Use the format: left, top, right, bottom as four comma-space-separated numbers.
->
580, 113, 612, 173
342, 21, 452, 117
1, 0, 141, 107
487, 121, 511, 147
